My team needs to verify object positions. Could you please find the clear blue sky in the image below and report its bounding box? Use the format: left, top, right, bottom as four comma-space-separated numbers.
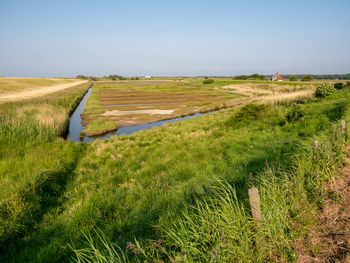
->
1, 0, 349, 77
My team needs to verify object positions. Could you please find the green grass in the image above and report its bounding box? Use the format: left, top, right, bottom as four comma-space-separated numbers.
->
0, 82, 90, 261
83, 118, 119, 136
1, 79, 349, 262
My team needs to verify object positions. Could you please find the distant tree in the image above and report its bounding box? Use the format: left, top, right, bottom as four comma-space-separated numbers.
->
234, 74, 265, 80
289, 76, 297, 81
233, 75, 248, 80
301, 75, 313, 81
203, 79, 214, 84
105, 74, 126, 80
249, 73, 265, 80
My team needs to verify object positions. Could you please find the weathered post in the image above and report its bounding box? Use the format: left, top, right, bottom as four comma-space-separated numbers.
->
248, 187, 262, 222
312, 140, 320, 161
340, 120, 347, 135
313, 140, 320, 150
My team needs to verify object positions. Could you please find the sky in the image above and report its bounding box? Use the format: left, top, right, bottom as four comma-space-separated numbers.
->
0, 0, 349, 77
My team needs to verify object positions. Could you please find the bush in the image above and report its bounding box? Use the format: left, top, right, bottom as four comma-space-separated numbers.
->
346, 81, 350, 87
315, 84, 335, 98
334, 83, 344, 90
301, 75, 313, 82
286, 105, 305, 122
203, 79, 214, 84
289, 76, 297, 81
234, 104, 269, 122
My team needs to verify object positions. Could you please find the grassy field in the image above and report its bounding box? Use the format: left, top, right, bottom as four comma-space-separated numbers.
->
0, 79, 90, 262
0, 77, 78, 95
0, 78, 349, 262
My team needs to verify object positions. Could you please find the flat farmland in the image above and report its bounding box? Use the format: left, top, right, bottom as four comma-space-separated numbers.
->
81, 80, 240, 135
81, 79, 319, 136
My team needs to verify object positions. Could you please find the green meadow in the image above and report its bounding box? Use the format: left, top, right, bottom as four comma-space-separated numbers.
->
0, 78, 349, 262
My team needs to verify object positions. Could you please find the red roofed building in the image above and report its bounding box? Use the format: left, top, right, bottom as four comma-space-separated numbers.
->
271, 72, 285, 81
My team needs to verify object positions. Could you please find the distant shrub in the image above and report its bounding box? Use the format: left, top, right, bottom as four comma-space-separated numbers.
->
334, 83, 344, 90
203, 79, 214, 84
289, 76, 297, 81
315, 84, 336, 98
233, 74, 265, 80
234, 104, 269, 122
286, 105, 305, 123
301, 75, 313, 82
346, 81, 350, 87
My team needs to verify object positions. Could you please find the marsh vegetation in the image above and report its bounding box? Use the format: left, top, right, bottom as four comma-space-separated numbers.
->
0, 78, 349, 262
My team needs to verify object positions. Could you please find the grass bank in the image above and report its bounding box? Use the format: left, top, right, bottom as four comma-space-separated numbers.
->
0, 82, 90, 261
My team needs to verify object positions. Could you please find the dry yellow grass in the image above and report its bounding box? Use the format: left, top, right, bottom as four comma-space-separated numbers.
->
0, 77, 78, 95
0, 79, 87, 102
12, 104, 66, 130
221, 83, 316, 106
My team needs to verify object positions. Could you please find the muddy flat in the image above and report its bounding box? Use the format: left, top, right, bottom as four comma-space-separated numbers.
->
103, 109, 174, 116
81, 80, 239, 130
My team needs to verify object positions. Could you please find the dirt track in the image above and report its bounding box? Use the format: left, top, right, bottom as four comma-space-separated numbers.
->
0, 80, 88, 102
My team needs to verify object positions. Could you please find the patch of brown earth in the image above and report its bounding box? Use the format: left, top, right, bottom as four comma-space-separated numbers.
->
295, 145, 350, 262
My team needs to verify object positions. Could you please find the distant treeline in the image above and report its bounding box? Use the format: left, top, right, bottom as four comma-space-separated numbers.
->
230, 73, 350, 80
282, 74, 350, 80
76, 75, 140, 81
77, 73, 350, 81
233, 74, 266, 80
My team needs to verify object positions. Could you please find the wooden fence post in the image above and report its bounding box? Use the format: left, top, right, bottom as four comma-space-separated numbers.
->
340, 120, 347, 135
248, 188, 262, 222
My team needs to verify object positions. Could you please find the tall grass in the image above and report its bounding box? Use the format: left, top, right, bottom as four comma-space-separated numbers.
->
0, 82, 90, 261
71, 228, 129, 263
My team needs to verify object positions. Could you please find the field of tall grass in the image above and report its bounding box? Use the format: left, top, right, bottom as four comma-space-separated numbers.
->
0, 82, 90, 261
0, 79, 349, 262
